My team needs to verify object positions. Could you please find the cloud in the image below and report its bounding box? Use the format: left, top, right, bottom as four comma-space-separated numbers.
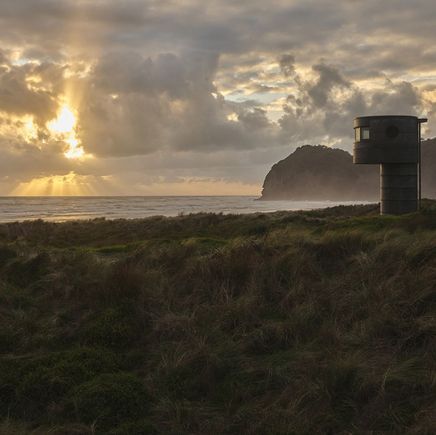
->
279, 54, 296, 77
279, 62, 424, 149
0, 0, 435, 194
77, 50, 282, 157
0, 57, 57, 124
307, 64, 350, 108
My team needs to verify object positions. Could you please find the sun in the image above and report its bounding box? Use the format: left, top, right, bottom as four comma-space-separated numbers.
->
47, 105, 76, 134
47, 104, 85, 159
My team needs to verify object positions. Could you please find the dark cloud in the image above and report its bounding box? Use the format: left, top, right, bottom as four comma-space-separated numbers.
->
279, 54, 296, 77
307, 64, 350, 108
279, 62, 424, 149
0, 58, 57, 124
77, 51, 281, 157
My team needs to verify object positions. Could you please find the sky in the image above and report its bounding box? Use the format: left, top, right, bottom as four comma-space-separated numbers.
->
1, 0, 436, 196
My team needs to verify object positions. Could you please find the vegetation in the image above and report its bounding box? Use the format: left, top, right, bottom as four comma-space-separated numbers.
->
0, 202, 435, 434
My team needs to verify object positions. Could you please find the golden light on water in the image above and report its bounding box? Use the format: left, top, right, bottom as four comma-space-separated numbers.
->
46, 104, 85, 159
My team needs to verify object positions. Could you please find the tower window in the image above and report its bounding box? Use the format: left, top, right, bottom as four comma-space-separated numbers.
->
355, 127, 370, 141
355, 128, 360, 141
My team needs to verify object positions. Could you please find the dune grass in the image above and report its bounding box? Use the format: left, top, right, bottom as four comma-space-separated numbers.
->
0, 202, 435, 434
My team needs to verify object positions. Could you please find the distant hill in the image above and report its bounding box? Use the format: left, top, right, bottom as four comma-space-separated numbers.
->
261, 140, 436, 200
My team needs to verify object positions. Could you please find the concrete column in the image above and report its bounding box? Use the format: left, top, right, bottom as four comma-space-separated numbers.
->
380, 163, 418, 215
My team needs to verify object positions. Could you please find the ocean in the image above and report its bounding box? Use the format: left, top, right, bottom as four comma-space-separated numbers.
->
0, 196, 370, 223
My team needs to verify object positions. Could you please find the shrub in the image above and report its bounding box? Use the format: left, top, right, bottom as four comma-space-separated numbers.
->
0, 325, 18, 353
17, 366, 66, 418
81, 306, 142, 349
0, 358, 20, 415
69, 373, 150, 430
0, 246, 16, 267
5, 253, 51, 287
108, 419, 158, 435
1, 348, 119, 420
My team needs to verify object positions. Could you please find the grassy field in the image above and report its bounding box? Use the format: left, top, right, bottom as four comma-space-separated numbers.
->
0, 202, 435, 434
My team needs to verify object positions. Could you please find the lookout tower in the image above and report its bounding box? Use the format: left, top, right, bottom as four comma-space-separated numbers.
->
353, 115, 427, 215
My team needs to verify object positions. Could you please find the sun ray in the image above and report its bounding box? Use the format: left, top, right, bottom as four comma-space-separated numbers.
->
46, 103, 87, 159
9, 172, 106, 196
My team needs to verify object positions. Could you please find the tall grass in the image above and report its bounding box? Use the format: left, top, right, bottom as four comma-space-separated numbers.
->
0, 203, 435, 433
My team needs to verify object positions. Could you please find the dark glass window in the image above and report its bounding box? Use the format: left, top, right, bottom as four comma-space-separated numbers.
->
361, 127, 370, 140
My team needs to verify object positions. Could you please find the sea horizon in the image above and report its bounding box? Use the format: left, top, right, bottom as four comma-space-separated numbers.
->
0, 196, 371, 223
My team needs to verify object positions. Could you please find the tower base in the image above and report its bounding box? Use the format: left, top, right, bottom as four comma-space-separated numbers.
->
380, 163, 418, 215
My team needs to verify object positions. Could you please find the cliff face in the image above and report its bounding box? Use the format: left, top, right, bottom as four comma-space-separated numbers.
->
261, 141, 436, 200
261, 145, 379, 200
